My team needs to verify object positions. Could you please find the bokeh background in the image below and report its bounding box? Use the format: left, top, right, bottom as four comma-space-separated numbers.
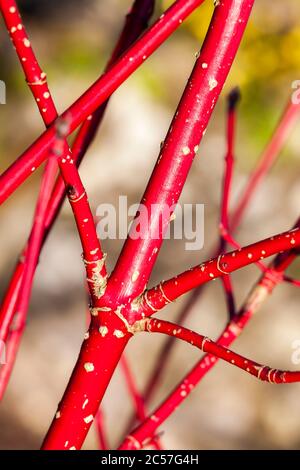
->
0, 0, 300, 450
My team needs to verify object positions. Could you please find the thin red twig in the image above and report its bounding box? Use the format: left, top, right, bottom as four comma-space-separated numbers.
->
0, 132, 61, 398
231, 99, 300, 231
139, 227, 300, 314
140, 90, 297, 407
119, 229, 299, 448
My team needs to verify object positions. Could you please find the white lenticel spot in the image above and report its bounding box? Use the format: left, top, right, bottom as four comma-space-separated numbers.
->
84, 362, 94, 373
131, 271, 140, 282
182, 146, 190, 155
83, 415, 94, 424
82, 399, 89, 409
99, 326, 108, 337
150, 415, 159, 422
23, 38, 31, 48
209, 78, 218, 91
113, 330, 125, 338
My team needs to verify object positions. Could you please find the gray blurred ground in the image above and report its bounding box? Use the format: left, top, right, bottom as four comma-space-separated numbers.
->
0, 0, 300, 450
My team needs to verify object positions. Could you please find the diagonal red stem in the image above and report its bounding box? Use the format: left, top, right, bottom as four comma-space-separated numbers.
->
0, 0, 207, 205
141, 227, 300, 314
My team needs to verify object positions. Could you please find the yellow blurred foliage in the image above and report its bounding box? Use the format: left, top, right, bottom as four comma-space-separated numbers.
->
162, 0, 300, 89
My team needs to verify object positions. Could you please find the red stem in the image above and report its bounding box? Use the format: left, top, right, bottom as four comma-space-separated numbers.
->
94, 409, 109, 450
0, 0, 207, 205
0, 0, 154, 352
284, 275, 300, 287
121, 355, 147, 423
220, 87, 240, 235
41, 314, 131, 450
219, 88, 240, 319
221, 275, 236, 319
0, 1, 106, 390
138, 286, 200, 408
41, 0, 255, 449
120, 228, 299, 448
148, 316, 300, 383
141, 227, 300, 313
106, 0, 255, 305
142, 94, 300, 404
120, 281, 300, 451
0, 137, 59, 398
231, 99, 300, 231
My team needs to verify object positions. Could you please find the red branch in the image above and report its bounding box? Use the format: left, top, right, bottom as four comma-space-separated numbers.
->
94, 409, 109, 450
139, 87, 297, 408
0, 0, 155, 395
0, 0, 207, 205
3, 0, 297, 453
0, 137, 59, 399
120, 277, 299, 451
140, 227, 300, 314
41, 0, 255, 450
219, 88, 240, 319
149, 315, 300, 383
106, 0, 256, 305
0, 0, 154, 325
231, 99, 300, 230
220, 87, 240, 237
120, 226, 299, 448
0, 1, 105, 391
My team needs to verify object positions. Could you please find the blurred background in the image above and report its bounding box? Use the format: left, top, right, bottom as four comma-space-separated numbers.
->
0, 0, 300, 450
